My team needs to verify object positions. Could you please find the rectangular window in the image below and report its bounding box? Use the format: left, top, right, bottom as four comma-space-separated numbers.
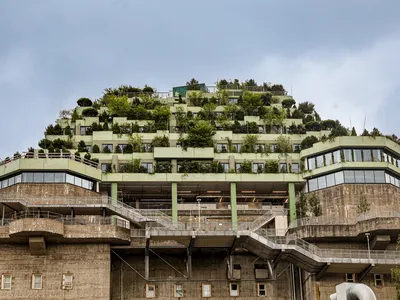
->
326, 174, 335, 187
217, 143, 227, 153
343, 149, 353, 162
383, 152, 388, 162
374, 274, 383, 286
62, 274, 73, 290
8, 177, 15, 186
1, 274, 11, 290
372, 149, 382, 162
364, 170, 375, 183
174, 284, 183, 298
308, 157, 316, 170
235, 163, 241, 173
85, 145, 92, 153
15, 174, 22, 184
74, 177, 82, 187
1, 179, 8, 189
253, 163, 264, 174
308, 178, 318, 192
292, 163, 299, 174
202, 283, 212, 297
146, 284, 155, 298
118, 144, 128, 152
80, 126, 90, 136
44, 173, 55, 183
317, 176, 327, 189
144, 144, 152, 152
102, 144, 113, 152
344, 170, 355, 183
363, 149, 372, 162
258, 126, 264, 134
33, 172, 44, 183
54, 173, 65, 183
333, 150, 341, 164
66, 173, 75, 184
279, 163, 287, 173
233, 144, 242, 152
345, 273, 355, 283
32, 274, 42, 289
141, 163, 153, 173
229, 283, 239, 296
101, 163, 111, 173
325, 153, 333, 166
334, 171, 344, 185
353, 149, 362, 162
221, 163, 229, 173
81, 179, 89, 190
293, 144, 301, 152
257, 283, 266, 296
255, 144, 265, 152
354, 170, 365, 183
374, 170, 385, 183
316, 155, 324, 168
270, 144, 278, 152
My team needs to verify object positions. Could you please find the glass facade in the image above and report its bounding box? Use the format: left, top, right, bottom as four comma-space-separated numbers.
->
0, 172, 95, 191
307, 170, 396, 192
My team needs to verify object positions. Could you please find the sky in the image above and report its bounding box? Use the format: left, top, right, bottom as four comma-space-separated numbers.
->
1, 0, 400, 158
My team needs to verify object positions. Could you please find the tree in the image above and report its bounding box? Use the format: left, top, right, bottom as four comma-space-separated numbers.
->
241, 91, 263, 116
296, 193, 309, 218
186, 120, 215, 147
92, 144, 100, 153
275, 135, 292, 155
151, 135, 170, 148
187, 91, 204, 106
198, 103, 216, 120
59, 109, 72, 119
298, 101, 315, 114
241, 134, 259, 153
129, 133, 144, 152
351, 127, 357, 136
300, 136, 319, 150
77, 140, 86, 152
357, 194, 371, 214
186, 78, 200, 90
107, 95, 130, 117
308, 194, 322, 217
82, 108, 98, 117
238, 160, 252, 173
152, 105, 171, 130
281, 98, 296, 109
370, 127, 382, 137
77, 98, 93, 107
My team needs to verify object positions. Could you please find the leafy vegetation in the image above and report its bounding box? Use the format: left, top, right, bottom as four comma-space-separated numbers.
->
82, 108, 98, 117
77, 98, 93, 107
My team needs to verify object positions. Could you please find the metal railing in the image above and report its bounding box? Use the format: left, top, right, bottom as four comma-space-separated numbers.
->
289, 209, 400, 229
0, 152, 99, 169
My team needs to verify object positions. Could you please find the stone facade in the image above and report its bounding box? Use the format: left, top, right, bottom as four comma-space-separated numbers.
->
0, 244, 110, 300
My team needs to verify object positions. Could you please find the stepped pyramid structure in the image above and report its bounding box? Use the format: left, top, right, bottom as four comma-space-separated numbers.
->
1, 79, 400, 299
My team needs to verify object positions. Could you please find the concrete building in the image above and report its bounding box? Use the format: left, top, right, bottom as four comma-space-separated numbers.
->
0, 83, 400, 299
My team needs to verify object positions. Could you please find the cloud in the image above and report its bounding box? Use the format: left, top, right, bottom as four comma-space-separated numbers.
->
252, 35, 400, 135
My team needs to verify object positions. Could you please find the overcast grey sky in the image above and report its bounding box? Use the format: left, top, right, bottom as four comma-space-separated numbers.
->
1, 0, 400, 158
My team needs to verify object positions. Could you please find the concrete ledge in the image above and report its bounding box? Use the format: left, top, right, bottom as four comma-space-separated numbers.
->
9, 218, 64, 237
64, 225, 130, 244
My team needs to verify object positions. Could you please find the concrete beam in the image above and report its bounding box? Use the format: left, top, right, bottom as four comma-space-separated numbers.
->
29, 236, 46, 256
371, 235, 391, 250
267, 260, 275, 280
187, 236, 195, 279
359, 264, 374, 282
273, 250, 287, 269
316, 263, 330, 281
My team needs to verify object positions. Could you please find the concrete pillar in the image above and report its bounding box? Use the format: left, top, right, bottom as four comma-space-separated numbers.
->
172, 182, 178, 223
112, 154, 119, 172
187, 253, 192, 279
145, 255, 149, 280
230, 182, 238, 230
111, 182, 118, 204
171, 159, 177, 173
229, 155, 235, 171
288, 183, 296, 222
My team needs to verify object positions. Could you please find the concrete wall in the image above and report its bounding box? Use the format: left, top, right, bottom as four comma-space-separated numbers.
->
309, 184, 400, 220
110, 251, 291, 299
0, 244, 110, 300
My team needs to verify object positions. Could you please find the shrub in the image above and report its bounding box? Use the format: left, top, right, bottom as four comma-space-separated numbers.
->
107, 95, 130, 117
305, 121, 322, 131
142, 85, 154, 93
151, 136, 170, 148
92, 144, 100, 153
38, 139, 53, 149
238, 160, 252, 173
298, 101, 315, 114
186, 120, 215, 148
82, 108, 98, 117
241, 134, 259, 153
300, 136, 319, 150
275, 136, 292, 154
102, 146, 111, 153
186, 78, 200, 90
155, 161, 172, 173
77, 97, 93, 107
265, 160, 279, 173
281, 98, 296, 109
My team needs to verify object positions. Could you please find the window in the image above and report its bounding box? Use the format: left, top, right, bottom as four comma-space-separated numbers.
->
144, 144, 152, 152
233, 143, 242, 152
54, 173, 65, 183
23, 173, 34, 183
255, 144, 265, 152
229, 98, 238, 104
374, 274, 383, 286
118, 144, 128, 152
85, 145, 92, 153
292, 163, 299, 174
141, 163, 153, 173
308, 178, 318, 192
317, 176, 327, 189
202, 283, 211, 297
8, 177, 15, 186
374, 170, 385, 183
343, 149, 353, 162
258, 126, 264, 134
174, 284, 183, 297
32, 274, 42, 289
15, 174, 22, 184
257, 283, 266, 296
363, 149, 372, 162
345, 273, 355, 283
344, 170, 355, 183
364, 170, 374, 183
44, 173, 55, 183
217, 144, 227, 153
229, 283, 239, 296
33, 172, 44, 183
354, 170, 365, 183
372, 149, 382, 162
334, 171, 344, 185
146, 284, 156, 298
316, 155, 324, 168
221, 163, 229, 173
326, 174, 335, 187
293, 144, 301, 152
279, 163, 287, 173
253, 163, 264, 174
325, 153, 333, 166
235, 163, 241, 173
101, 163, 112, 173
80, 126, 91, 136
102, 144, 113, 152
353, 149, 362, 162
62, 274, 73, 290
333, 150, 341, 164
270, 144, 278, 153
1, 274, 11, 290
307, 157, 316, 170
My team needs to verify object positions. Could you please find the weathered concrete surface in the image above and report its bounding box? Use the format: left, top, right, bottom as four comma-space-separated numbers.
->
9, 218, 64, 237
29, 236, 46, 255
64, 224, 130, 244
0, 243, 110, 300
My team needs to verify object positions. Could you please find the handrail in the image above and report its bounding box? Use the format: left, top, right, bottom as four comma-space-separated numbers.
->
0, 152, 99, 169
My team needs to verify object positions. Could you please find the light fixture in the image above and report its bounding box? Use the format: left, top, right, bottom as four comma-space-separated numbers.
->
272, 191, 287, 194
241, 190, 256, 193
178, 191, 192, 194
207, 190, 221, 193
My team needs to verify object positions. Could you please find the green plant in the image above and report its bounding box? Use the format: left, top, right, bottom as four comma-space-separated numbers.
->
120, 159, 147, 173
114, 145, 121, 153
281, 98, 296, 109
198, 103, 216, 120
186, 78, 200, 90
275, 135, 292, 156
300, 136, 318, 150
308, 194, 322, 217
142, 85, 154, 93
295, 193, 309, 218
186, 120, 215, 148
241, 91, 263, 116
107, 95, 130, 117
155, 161, 172, 173
187, 91, 204, 106
265, 160, 279, 173
151, 135, 170, 148
238, 160, 252, 173
38, 149, 46, 158
82, 108, 98, 117
351, 127, 357, 136
38, 139, 52, 149
298, 101, 315, 114
77, 97, 93, 107
241, 134, 259, 153
92, 144, 100, 153
74, 151, 81, 162
129, 133, 144, 152
71, 109, 80, 122
77, 140, 86, 152
152, 105, 171, 131
102, 146, 111, 153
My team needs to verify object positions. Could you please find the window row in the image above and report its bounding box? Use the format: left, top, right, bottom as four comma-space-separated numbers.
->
345, 273, 383, 287
307, 148, 400, 171
145, 282, 267, 298
0, 274, 73, 290
0, 172, 95, 191
216, 143, 300, 153
307, 170, 400, 192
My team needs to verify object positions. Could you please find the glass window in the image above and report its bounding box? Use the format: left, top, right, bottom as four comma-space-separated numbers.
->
44, 173, 55, 183
74, 177, 82, 187
1, 274, 12, 289
363, 149, 372, 162
335, 171, 344, 185
383, 152, 388, 162
253, 163, 264, 174
279, 163, 287, 173
8, 176, 15, 186
333, 150, 341, 164
32, 274, 42, 289
147, 163, 153, 173
326, 174, 335, 187
355, 170, 365, 183
217, 144, 227, 153
343, 149, 353, 162
257, 283, 266, 296
202, 283, 211, 297
235, 163, 241, 172
395, 178, 400, 187
374, 170, 385, 183
258, 126, 264, 134
1, 179, 8, 188
233, 144, 242, 152
102, 144, 113, 152
344, 170, 355, 183
33, 173, 44, 183
230, 283, 239, 297
15, 174, 22, 184
353, 149, 362, 162
385, 173, 391, 183
317, 176, 327, 189
293, 144, 301, 152
174, 284, 183, 298
325, 153, 333, 166
146, 284, 155, 298
308, 178, 318, 192
364, 170, 375, 183
23, 173, 34, 183
292, 163, 299, 174
221, 163, 229, 173
316, 155, 324, 168
54, 173, 65, 183
372, 149, 382, 162
308, 157, 316, 170
81, 179, 89, 189
144, 144, 152, 152
66, 174, 74, 185
256, 144, 265, 152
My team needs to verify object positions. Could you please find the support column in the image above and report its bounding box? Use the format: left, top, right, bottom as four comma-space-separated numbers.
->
172, 182, 178, 223
145, 238, 150, 280
230, 182, 238, 230
111, 182, 118, 203
288, 183, 296, 222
